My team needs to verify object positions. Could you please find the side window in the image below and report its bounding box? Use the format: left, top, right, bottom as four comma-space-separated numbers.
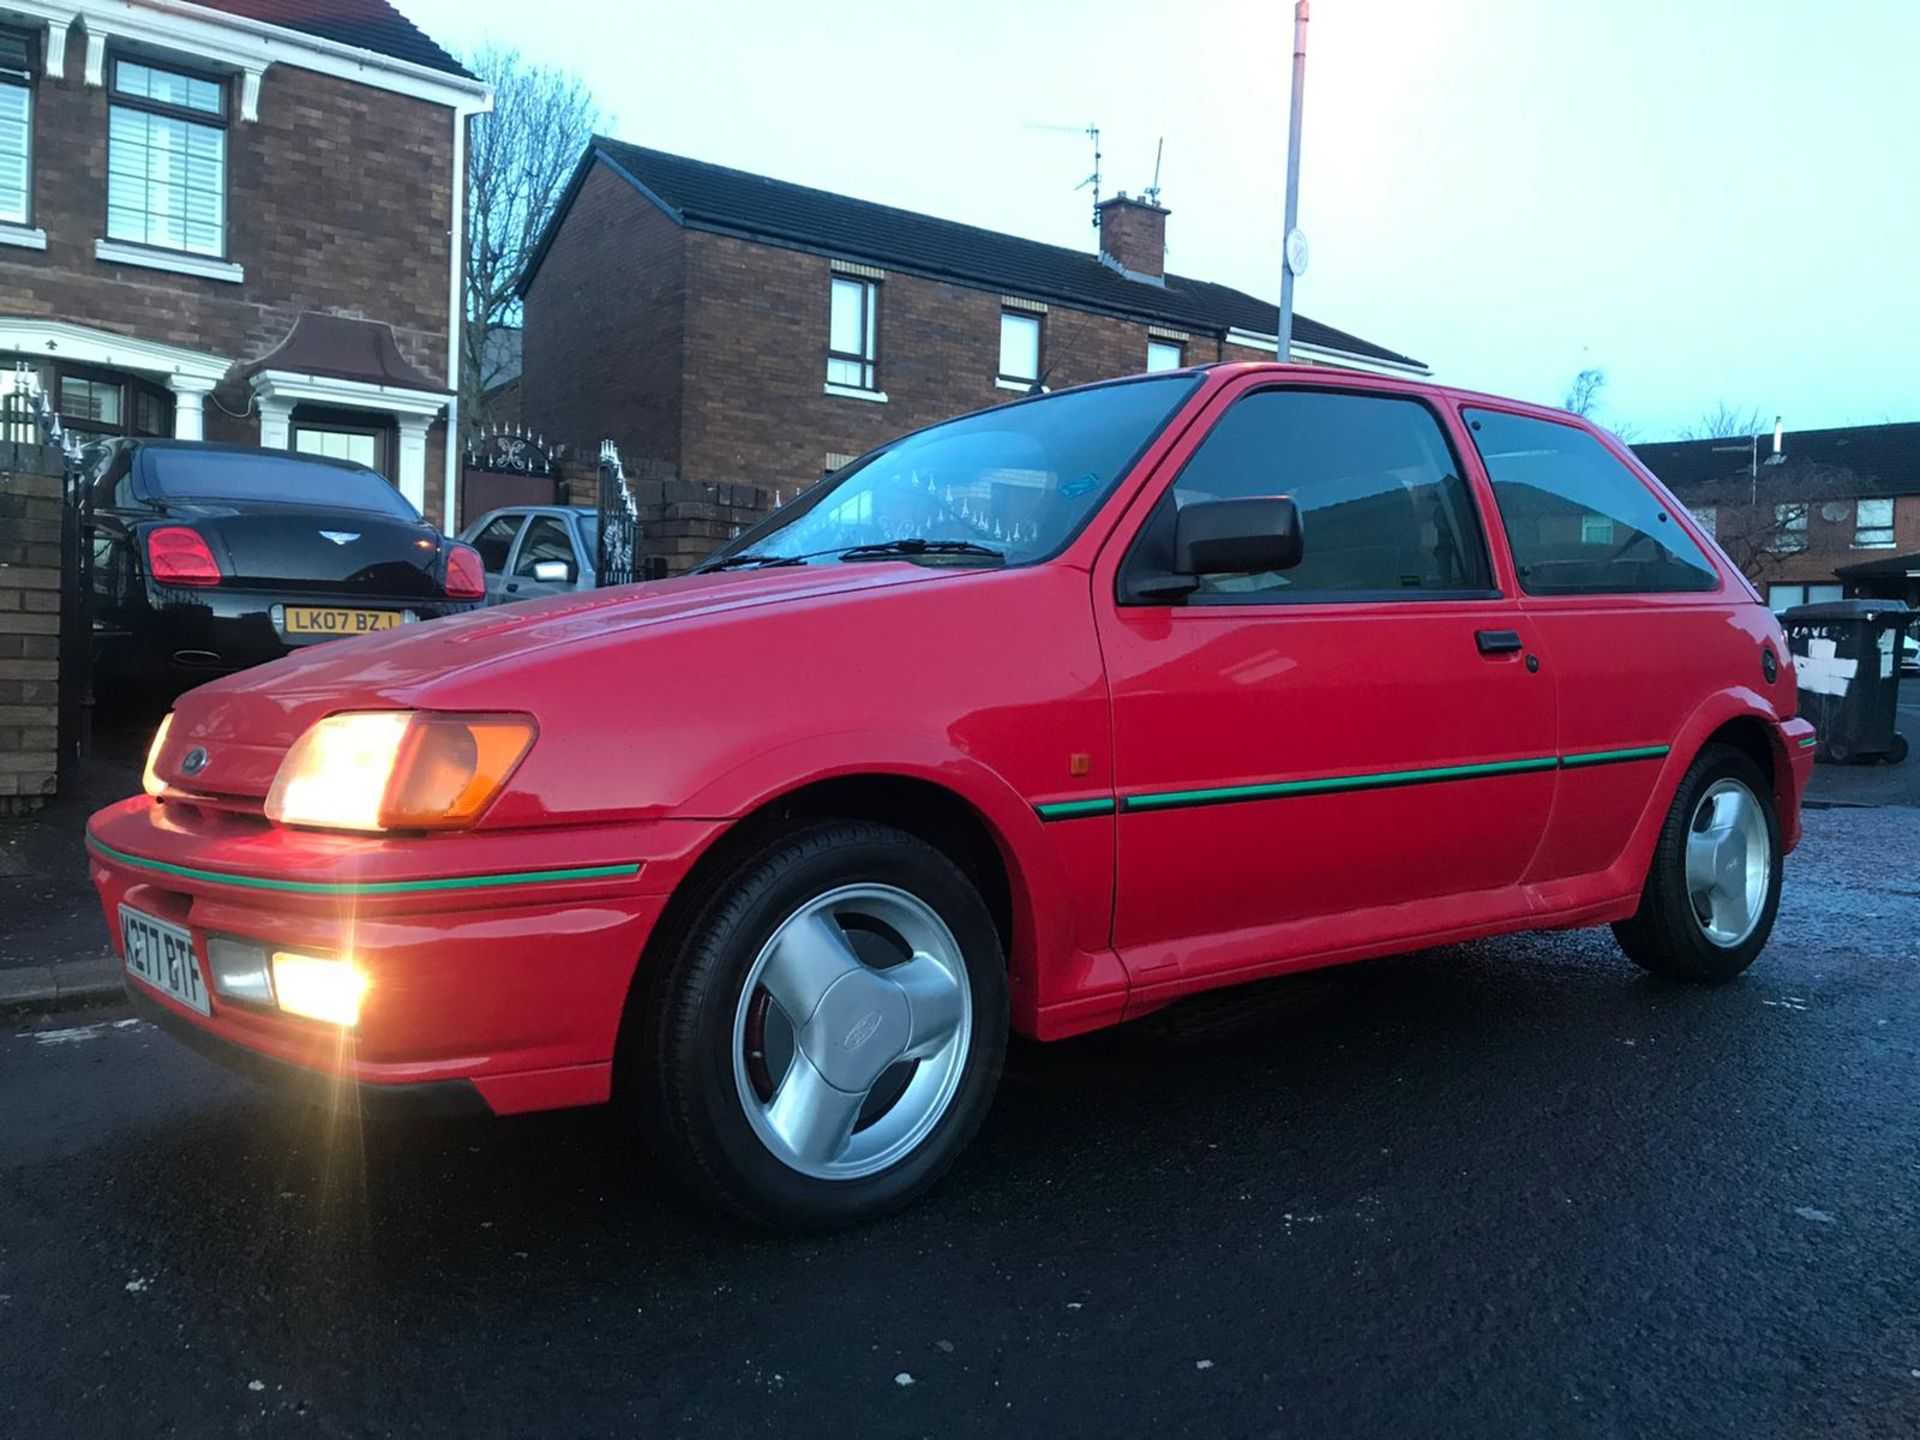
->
512, 516, 576, 576
1464, 409, 1719, 596
1164, 388, 1493, 599
468, 514, 521, 573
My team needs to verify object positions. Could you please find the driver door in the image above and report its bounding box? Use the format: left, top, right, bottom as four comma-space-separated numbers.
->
1094, 379, 1557, 996
503, 514, 579, 601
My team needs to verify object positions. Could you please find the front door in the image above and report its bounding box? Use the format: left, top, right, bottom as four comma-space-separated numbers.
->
1095, 380, 1557, 995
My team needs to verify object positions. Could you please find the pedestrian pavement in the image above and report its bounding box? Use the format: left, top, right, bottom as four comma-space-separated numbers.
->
0, 720, 145, 1011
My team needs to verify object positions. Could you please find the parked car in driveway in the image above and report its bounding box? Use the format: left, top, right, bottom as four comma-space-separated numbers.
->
91, 364, 1814, 1230
85, 440, 486, 701
457, 504, 599, 604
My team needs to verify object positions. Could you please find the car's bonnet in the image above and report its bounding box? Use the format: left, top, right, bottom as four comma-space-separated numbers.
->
156, 563, 953, 792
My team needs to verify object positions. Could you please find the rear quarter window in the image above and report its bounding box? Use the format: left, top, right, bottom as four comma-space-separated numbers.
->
1464, 409, 1719, 596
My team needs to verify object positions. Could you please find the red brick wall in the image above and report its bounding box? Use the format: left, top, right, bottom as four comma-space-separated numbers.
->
0, 60, 454, 507
677, 232, 1201, 495
519, 162, 686, 471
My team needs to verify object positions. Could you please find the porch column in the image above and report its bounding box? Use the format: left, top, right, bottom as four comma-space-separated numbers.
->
257, 395, 292, 450
396, 414, 432, 513
168, 376, 216, 440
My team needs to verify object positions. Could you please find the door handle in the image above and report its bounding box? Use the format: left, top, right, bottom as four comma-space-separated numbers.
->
504, 581, 519, 593
1475, 629, 1524, 655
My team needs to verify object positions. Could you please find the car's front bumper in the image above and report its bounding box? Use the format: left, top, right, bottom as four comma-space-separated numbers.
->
87, 796, 726, 1115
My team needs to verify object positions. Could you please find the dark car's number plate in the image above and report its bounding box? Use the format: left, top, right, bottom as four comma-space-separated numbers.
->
120, 906, 211, 1016
277, 606, 412, 638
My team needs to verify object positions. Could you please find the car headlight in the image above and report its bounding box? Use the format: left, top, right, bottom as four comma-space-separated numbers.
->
265, 711, 536, 832
142, 713, 174, 798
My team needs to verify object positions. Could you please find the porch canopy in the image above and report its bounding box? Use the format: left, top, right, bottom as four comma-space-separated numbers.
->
242, 311, 448, 512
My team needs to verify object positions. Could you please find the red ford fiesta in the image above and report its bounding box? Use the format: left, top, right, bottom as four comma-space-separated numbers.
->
90, 364, 1813, 1229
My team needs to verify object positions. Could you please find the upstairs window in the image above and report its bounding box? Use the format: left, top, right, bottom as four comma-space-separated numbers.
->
826, 276, 878, 391
998, 311, 1042, 390
0, 29, 31, 225
1772, 503, 1809, 554
1146, 338, 1183, 373
1855, 497, 1894, 549
108, 58, 228, 257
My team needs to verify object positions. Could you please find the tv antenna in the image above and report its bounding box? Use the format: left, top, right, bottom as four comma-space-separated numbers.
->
1024, 121, 1102, 227
1143, 137, 1164, 207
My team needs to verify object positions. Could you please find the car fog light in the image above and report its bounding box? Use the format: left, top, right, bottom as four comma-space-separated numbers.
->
271, 952, 369, 1027
206, 936, 274, 1007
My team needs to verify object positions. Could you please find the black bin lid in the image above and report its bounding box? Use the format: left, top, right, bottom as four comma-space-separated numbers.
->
1781, 599, 1912, 622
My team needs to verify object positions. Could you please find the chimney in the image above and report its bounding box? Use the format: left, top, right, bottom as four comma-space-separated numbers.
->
1096, 192, 1168, 283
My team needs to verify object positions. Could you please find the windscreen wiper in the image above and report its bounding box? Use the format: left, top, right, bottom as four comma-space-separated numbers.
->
695, 552, 810, 573
838, 538, 1006, 564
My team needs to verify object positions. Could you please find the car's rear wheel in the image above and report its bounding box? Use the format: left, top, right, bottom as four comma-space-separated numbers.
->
1612, 744, 1782, 982
632, 821, 1007, 1231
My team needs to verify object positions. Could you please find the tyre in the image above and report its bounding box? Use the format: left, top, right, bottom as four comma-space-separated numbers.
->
1885, 733, 1909, 765
1612, 744, 1782, 982
631, 820, 1008, 1231
1826, 738, 1852, 764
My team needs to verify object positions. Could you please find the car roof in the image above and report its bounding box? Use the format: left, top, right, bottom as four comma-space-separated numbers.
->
116, 437, 385, 476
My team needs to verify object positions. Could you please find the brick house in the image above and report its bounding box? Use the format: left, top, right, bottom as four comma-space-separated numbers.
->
0, 0, 486, 528
517, 139, 1427, 560
1633, 422, 1920, 610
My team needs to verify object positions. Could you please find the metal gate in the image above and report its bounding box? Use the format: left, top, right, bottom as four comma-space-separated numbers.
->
596, 440, 643, 586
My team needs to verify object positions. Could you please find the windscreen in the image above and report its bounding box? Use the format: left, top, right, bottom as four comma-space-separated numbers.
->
714, 375, 1202, 568
142, 449, 422, 520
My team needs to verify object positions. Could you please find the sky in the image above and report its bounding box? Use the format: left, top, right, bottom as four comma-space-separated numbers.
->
401, 0, 1918, 440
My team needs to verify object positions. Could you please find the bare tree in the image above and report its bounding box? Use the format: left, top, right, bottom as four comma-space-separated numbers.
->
1685, 463, 1874, 577
1562, 367, 1605, 417
1679, 401, 1769, 441
462, 46, 605, 435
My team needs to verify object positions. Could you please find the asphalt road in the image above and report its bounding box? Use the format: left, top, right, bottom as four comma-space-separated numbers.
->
3, 806, 1917, 1439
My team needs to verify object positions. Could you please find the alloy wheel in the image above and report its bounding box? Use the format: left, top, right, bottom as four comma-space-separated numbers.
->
730, 884, 972, 1180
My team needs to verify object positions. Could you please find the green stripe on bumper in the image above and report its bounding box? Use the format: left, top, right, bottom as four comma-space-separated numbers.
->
87, 837, 640, 897
1035, 744, 1672, 820
1798, 736, 1818, 749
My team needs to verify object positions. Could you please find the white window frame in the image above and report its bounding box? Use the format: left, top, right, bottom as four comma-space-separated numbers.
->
826, 277, 879, 393
997, 310, 1042, 391
1773, 502, 1810, 554
1854, 496, 1895, 549
1146, 338, 1183, 373
0, 27, 32, 230
106, 54, 229, 260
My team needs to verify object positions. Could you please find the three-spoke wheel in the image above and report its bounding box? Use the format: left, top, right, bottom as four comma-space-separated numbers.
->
732, 885, 972, 1179
631, 821, 1006, 1231
1614, 744, 1783, 981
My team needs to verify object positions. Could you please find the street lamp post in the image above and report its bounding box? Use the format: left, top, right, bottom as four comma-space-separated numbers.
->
1277, 0, 1311, 359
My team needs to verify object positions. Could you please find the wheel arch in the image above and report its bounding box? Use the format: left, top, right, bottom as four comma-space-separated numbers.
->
1613, 687, 1797, 895
628, 738, 1083, 1042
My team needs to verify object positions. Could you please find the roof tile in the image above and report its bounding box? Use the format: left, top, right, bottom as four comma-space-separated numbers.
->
188, 0, 471, 79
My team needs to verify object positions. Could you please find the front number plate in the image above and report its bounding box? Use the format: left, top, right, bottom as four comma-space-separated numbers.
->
279, 606, 409, 638
120, 906, 211, 1017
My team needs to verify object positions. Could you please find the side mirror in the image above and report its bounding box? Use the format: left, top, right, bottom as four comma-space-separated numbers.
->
1175, 496, 1303, 575
532, 559, 573, 584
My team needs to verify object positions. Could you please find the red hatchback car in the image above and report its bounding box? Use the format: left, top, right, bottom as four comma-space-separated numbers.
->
90, 364, 1814, 1229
